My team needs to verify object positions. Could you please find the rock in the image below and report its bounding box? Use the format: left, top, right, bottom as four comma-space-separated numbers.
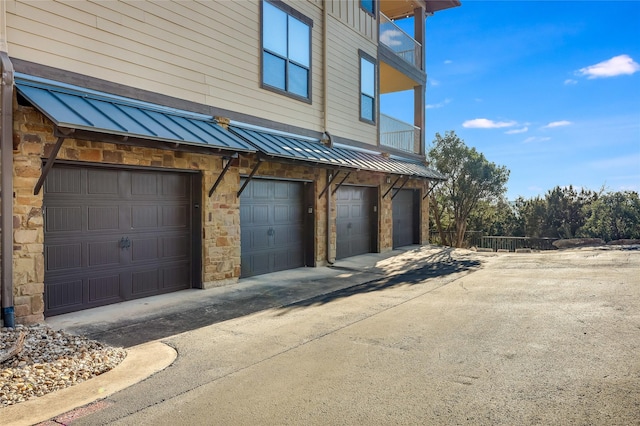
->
0, 324, 126, 407
607, 239, 640, 245
552, 238, 605, 249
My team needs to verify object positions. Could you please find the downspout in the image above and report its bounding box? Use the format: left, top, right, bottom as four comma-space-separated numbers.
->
0, 0, 15, 327
322, 1, 334, 265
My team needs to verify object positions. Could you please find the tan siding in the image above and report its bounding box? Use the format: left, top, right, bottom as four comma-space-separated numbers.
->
7, 0, 324, 131
325, 17, 377, 146
328, 0, 376, 43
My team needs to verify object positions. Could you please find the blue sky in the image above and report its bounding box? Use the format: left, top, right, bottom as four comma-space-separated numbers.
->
382, 1, 640, 200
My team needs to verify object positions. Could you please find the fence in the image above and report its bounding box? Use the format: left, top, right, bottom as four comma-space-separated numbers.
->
429, 231, 482, 248
379, 13, 422, 69
481, 236, 558, 251
380, 114, 420, 154
429, 232, 559, 251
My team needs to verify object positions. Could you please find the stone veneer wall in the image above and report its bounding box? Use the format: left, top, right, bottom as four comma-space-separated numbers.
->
12, 101, 242, 324
11, 99, 431, 324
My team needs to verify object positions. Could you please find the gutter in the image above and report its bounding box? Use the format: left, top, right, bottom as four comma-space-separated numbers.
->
322, 1, 334, 265
1, 0, 15, 327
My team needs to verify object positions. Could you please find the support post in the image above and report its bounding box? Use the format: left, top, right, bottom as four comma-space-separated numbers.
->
237, 158, 263, 197
390, 175, 410, 199
383, 175, 403, 199
208, 156, 235, 197
34, 136, 66, 195
331, 171, 351, 195
318, 170, 339, 199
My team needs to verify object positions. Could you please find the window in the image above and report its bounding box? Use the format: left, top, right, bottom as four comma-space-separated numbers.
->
361, 0, 375, 15
262, 1, 311, 100
360, 54, 376, 123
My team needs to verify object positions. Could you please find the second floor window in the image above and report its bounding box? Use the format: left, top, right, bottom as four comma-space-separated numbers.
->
262, 1, 311, 100
360, 55, 376, 123
361, 0, 375, 15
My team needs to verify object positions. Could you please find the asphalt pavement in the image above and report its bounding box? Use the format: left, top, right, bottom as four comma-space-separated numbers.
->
3, 245, 639, 425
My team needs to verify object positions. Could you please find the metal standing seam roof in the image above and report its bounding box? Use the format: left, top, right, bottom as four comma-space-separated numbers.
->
229, 126, 446, 180
14, 74, 256, 153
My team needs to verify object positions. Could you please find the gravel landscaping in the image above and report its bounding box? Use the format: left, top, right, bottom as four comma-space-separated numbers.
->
0, 324, 126, 407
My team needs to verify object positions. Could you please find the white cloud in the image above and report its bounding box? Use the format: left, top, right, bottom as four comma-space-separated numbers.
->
379, 29, 403, 47
544, 120, 572, 128
523, 136, 552, 144
463, 118, 517, 129
426, 98, 452, 109
429, 79, 440, 87
444, 60, 453, 64
564, 79, 578, 85
505, 126, 528, 134
577, 54, 640, 79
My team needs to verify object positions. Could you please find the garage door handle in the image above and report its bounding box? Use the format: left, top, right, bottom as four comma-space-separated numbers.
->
119, 237, 131, 249
347, 223, 352, 229
267, 228, 275, 236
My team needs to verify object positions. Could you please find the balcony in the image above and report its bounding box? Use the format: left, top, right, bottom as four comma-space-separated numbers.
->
379, 13, 422, 70
380, 114, 421, 154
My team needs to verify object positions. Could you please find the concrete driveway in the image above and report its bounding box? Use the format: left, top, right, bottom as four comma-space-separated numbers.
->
55, 247, 640, 425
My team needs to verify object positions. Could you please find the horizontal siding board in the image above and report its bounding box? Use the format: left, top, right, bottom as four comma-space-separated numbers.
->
8, 0, 375, 138
325, 16, 377, 144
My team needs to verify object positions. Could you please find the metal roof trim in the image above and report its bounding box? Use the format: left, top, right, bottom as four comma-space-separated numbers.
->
15, 74, 256, 153
229, 125, 446, 180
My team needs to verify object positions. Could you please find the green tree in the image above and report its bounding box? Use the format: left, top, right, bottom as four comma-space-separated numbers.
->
579, 191, 640, 241
428, 131, 510, 248
544, 185, 596, 238
468, 198, 520, 237
514, 196, 547, 237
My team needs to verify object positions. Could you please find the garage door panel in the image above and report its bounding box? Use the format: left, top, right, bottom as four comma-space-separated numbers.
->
88, 241, 120, 266
88, 206, 120, 230
240, 179, 306, 277
87, 169, 119, 195
242, 226, 269, 251
162, 174, 189, 196
88, 275, 121, 303
251, 180, 271, 198
46, 280, 83, 312
131, 238, 159, 261
248, 204, 270, 225
46, 244, 82, 271
393, 189, 416, 248
46, 206, 82, 232
132, 269, 160, 295
162, 264, 191, 289
131, 205, 159, 228
131, 173, 159, 196
45, 167, 81, 194
336, 186, 375, 259
45, 165, 196, 315
274, 204, 289, 223
162, 205, 189, 228
337, 205, 350, 219
162, 235, 189, 259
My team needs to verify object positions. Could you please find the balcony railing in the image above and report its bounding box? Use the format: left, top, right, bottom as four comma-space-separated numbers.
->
379, 13, 422, 69
380, 114, 421, 154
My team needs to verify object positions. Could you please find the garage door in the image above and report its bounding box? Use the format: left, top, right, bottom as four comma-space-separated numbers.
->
336, 186, 376, 259
240, 179, 307, 277
393, 189, 418, 248
44, 165, 199, 316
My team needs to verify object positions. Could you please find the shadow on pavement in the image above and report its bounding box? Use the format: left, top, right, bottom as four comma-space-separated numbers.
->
79, 248, 480, 348
279, 247, 481, 312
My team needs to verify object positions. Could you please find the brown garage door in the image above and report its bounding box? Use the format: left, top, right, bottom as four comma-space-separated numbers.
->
240, 179, 307, 277
336, 186, 376, 259
44, 165, 200, 316
393, 189, 418, 248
